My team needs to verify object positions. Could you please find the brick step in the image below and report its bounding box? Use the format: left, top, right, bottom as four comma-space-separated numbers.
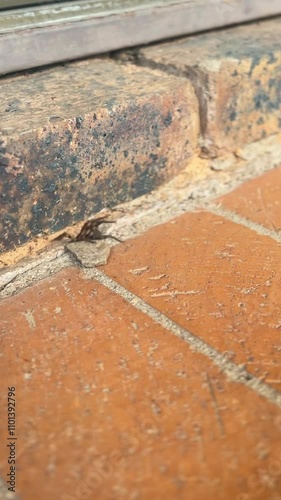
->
1, 17, 280, 254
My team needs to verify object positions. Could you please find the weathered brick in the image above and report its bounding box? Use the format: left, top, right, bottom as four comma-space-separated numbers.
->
138, 18, 281, 157
0, 58, 198, 253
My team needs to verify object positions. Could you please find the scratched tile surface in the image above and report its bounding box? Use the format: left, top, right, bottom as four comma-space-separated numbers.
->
1, 268, 281, 499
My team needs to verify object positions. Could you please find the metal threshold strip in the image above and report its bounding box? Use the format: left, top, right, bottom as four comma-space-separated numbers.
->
0, 0, 281, 74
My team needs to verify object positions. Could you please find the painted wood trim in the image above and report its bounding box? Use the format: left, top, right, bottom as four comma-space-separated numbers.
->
0, 0, 280, 74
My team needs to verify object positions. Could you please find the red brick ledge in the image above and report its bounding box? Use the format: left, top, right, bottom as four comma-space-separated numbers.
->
0, 18, 281, 254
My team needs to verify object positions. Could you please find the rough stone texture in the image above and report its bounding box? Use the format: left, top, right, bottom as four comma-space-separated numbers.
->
137, 18, 281, 157
0, 58, 199, 253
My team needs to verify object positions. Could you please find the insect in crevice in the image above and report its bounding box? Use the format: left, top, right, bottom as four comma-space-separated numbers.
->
53, 215, 122, 244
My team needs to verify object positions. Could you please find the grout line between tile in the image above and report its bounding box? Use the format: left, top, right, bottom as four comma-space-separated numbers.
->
0, 250, 74, 299
208, 204, 281, 243
85, 266, 281, 410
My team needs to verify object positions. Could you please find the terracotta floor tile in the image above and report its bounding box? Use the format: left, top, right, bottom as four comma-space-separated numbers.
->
216, 167, 281, 230
1, 268, 281, 499
104, 211, 281, 390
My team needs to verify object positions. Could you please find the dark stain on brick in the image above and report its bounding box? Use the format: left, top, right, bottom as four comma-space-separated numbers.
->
268, 78, 276, 89
42, 180, 57, 193
248, 54, 262, 77
64, 130, 73, 144
130, 156, 167, 198
44, 133, 52, 147
0, 97, 187, 252
0, 154, 9, 166
50, 211, 73, 232
149, 153, 159, 163
229, 110, 237, 122
75, 116, 83, 129
18, 176, 32, 194
163, 111, 172, 127
5, 99, 22, 113
254, 87, 280, 112
267, 52, 278, 65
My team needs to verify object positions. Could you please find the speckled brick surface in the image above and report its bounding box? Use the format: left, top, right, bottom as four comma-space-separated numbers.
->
138, 18, 281, 157
0, 58, 198, 253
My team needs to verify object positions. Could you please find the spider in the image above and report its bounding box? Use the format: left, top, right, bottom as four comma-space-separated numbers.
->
53, 215, 122, 244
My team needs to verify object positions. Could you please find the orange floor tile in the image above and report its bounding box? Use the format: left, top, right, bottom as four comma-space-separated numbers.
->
1, 167, 281, 500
